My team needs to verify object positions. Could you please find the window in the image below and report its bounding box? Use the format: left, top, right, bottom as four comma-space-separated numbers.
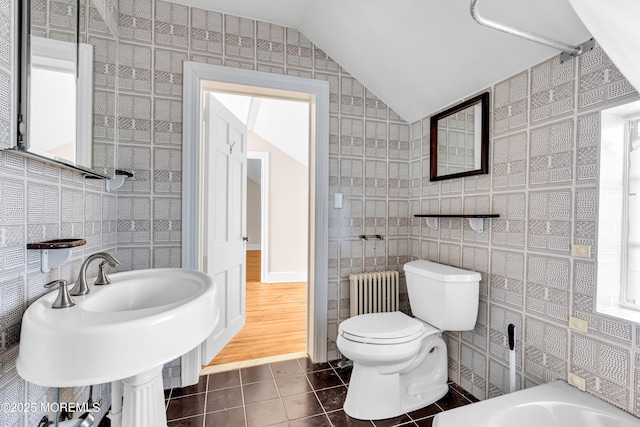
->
597, 100, 640, 322
625, 117, 640, 306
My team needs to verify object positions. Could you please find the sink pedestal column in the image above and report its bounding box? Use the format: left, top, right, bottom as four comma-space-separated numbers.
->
108, 380, 123, 426
113, 366, 167, 427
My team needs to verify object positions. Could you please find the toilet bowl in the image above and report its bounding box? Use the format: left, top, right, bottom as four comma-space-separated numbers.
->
337, 260, 480, 420
338, 312, 448, 420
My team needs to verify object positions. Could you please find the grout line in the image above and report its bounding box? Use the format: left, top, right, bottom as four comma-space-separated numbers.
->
270, 363, 285, 401
201, 379, 208, 427
165, 388, 172, 412
310, 371, 332, 425
332, 362, 350, 388
268, 362, 289, 424
449, 381, 476, 403
167, 414, 204, 424
300, 358, 340, 425
238, 368, 249, 427
313, 391, 333, 426
201, 375, 209, 427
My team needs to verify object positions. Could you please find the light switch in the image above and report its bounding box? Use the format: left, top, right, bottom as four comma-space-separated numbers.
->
334, 192, 343, 209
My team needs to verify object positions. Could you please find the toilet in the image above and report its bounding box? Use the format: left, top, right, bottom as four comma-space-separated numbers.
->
336, 260, 481, 420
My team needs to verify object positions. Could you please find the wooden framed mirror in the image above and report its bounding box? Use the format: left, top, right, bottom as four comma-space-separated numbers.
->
430, 92, 489, 181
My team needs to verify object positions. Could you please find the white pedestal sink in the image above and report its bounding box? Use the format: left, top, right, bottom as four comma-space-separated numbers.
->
17, 268, 219, 427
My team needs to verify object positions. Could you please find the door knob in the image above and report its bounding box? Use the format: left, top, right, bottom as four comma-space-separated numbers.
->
243, 236, 249, 242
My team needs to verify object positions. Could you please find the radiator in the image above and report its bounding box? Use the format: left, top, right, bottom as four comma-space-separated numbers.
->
349, 270, 400, 317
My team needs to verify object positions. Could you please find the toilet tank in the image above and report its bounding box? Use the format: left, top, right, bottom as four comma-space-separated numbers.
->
403, 260, 480, 331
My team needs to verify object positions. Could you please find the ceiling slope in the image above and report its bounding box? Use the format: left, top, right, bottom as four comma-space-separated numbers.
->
173, 0, 591, 123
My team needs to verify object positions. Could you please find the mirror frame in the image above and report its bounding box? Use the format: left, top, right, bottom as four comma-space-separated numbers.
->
14, 0, 114, 179
430, 92, 490, 181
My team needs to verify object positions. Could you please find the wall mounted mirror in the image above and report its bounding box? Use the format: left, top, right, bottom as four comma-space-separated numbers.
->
15, 0, 117, 179
430, 92, 489, 181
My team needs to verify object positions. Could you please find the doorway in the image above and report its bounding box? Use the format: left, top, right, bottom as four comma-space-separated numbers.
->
181, 62, 329, 385
205, 93, 310, 367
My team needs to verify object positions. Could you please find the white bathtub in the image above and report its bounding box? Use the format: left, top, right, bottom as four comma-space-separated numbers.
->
433, 380, 640, 427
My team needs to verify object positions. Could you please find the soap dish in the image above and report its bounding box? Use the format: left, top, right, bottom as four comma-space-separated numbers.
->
27, 239, 86, 273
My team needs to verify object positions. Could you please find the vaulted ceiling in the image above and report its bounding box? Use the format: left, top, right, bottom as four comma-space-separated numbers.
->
174, 0, 591, 123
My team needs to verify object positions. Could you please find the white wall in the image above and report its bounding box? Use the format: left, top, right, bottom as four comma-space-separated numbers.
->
248, 132, 308, 281
247, 177, 262, 248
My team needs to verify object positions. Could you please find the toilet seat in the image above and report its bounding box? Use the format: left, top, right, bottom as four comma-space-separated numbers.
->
337, 260, 480, 420
339, 312, 438, 345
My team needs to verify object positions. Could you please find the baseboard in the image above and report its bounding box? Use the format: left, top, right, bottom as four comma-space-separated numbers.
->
264, 271, 307, 283
246, 244, 262, 250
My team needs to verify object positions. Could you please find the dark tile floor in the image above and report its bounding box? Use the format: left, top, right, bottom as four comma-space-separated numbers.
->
165, 358, 477, 427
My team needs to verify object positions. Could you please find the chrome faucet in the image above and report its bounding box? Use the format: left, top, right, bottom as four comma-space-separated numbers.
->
69, 252, 121, 296
44, 279, 75, 309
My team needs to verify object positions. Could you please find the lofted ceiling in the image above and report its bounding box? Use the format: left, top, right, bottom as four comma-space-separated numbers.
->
211, 92, 310, 167
174, 0, 591, 123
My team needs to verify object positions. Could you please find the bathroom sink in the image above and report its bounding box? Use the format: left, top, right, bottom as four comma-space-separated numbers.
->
82, 274, 205, 313
17, 268, 218, 387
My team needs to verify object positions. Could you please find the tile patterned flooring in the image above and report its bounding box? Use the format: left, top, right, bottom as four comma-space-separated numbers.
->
165, 358, 478, 427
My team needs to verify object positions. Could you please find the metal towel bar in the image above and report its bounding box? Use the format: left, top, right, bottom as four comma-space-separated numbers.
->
359, 234, 384, 241
470, 0, 595, 63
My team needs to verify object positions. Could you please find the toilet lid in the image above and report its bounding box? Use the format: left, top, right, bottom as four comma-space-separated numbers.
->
339, 312, 434, 344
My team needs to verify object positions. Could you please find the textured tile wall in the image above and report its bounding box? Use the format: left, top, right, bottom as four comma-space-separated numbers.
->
3, 0, 640, 422
0, 156, 115, 425
114, 0, 412, 370
410, 46, 640, 416
0, 1, 114, 425
0, 0, 14, 152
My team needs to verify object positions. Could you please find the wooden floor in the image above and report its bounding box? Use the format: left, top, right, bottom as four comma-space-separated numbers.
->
207, 250, 307, 366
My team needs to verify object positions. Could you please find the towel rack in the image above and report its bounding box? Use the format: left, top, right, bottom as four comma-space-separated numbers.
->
470, 0, 595, 63
359, 235, 384, 241
414, 214, 499, 233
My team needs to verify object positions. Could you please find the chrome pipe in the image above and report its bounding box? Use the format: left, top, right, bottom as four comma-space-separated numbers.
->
470, 0, 582, 56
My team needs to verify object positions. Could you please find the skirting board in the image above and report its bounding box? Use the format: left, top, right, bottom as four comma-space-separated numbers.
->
264, 271, 307, 283
246, 244, 262, 251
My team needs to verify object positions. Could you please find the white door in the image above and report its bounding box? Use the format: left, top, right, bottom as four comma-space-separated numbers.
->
200, 93, 247, 363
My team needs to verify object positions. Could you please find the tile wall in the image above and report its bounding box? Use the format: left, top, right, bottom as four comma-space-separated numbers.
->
113, 0, 413, 382
408, 45, 640, 416
2, 0, 640, 423
0, 156, 114, 426
2, 0, 414, 418
0, 1, 115, 425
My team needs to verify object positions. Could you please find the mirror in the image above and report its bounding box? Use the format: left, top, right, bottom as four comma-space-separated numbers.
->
17, 0, 117, 178
430, 92, 489, 181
